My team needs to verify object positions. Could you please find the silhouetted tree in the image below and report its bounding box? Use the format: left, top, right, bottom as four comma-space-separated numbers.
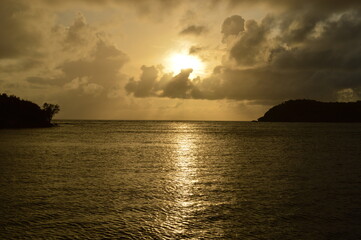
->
0, 93, 60, 128
42, 103, 60, 123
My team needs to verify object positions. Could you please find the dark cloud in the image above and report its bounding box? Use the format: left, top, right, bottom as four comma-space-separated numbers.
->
219, 10, 361, 101
64, 13, 92, 48
38, 0, 361, 16
189, 46, 204, 54
229, 16, 274, 66
179, 25, 208, 36
221, 15, 245, 42
162, 69, 203, 99
0, 0, 42, 59
125, 68, 203, 99
125, 66, 159, 97
127, 9, 361, 103
39, 0, 183, 21
271, 11, 361, 71
224, 0, 361, 12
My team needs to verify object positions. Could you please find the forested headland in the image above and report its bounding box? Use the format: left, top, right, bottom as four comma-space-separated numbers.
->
258, 99, 361, 122
0, 93, 60, 128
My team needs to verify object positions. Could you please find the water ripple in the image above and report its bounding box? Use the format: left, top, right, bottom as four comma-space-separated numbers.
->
1, 121, 361, 239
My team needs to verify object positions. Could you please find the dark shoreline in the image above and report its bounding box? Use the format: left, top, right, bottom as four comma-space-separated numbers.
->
0, 123, 58, 129
258, 99, 361, 122
0, 93, 59, 129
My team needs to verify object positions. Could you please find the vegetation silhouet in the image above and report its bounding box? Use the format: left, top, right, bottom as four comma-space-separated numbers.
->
0, 93, 60, 128
258, 99, 361, 122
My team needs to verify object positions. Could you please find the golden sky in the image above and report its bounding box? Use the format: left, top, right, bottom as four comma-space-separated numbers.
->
1, 0, 361, 120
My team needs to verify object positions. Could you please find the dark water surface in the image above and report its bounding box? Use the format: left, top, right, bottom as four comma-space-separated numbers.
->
1, 121, 361, 239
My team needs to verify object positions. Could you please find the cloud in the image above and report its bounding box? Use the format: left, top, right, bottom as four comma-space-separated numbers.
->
37, 0, 184, 21
0, 0, 138, 118
26, 18, 128, 91
125, 67, 203, 99
224, 0, 361, 13
188, 46, 204, 54
162, 69, 203, 99
64, 77, 104, 96
229, 16, 274, 66
26, 76, 59, 86
179, 25, 208, 36
221, 15, 245, 42
59, 38, 128, 87
49, 34, 129, 118
64, 77, 88, 90
0, 0, 45, 59
35, 0, 361, 17
127, 9, 361, 102
63, 13, 93, 48
12, 11, 130, 117
218, 10, 361, 101
125, 65, 159, 97
39, 0, 182, 10
271, 11, 361, 71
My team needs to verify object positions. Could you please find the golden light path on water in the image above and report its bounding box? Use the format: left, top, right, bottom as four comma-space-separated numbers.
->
174, 124, 198, 206
160, 123, 204, 237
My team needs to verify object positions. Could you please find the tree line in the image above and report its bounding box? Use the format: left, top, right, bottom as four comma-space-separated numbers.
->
0, 93, 60, 128
258, 99, 361, 122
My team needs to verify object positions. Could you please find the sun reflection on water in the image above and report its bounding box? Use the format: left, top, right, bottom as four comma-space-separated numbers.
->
174, 128, 198, 197
162, 123, 201, 236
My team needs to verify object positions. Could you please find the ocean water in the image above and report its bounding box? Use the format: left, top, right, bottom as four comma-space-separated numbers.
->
1, 121, 361, 239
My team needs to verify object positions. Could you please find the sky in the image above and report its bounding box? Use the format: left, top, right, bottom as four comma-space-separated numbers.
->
1, 0, 361, 120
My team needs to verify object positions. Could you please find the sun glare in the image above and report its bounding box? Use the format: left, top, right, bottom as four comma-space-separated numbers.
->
168, 53, 205, 78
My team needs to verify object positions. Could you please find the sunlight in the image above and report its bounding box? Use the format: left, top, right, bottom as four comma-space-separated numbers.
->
168, 53, 205, 78
159, 123, 201, 235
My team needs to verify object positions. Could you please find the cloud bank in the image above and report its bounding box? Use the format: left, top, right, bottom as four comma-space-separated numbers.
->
126, 2, 361, 102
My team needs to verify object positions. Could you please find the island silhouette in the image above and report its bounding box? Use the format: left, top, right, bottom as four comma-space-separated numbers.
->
258, 99, 361, 122
0, 93, 59, 128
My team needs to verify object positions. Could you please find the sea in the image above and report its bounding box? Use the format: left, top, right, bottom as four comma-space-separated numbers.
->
1, 120, 361, 239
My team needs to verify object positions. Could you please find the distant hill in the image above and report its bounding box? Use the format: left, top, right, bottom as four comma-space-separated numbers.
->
258, 99, 361, 122
0, 93, 60, 128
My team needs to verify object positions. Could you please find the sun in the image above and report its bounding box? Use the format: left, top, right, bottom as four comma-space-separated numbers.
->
167, 53, 205, 78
